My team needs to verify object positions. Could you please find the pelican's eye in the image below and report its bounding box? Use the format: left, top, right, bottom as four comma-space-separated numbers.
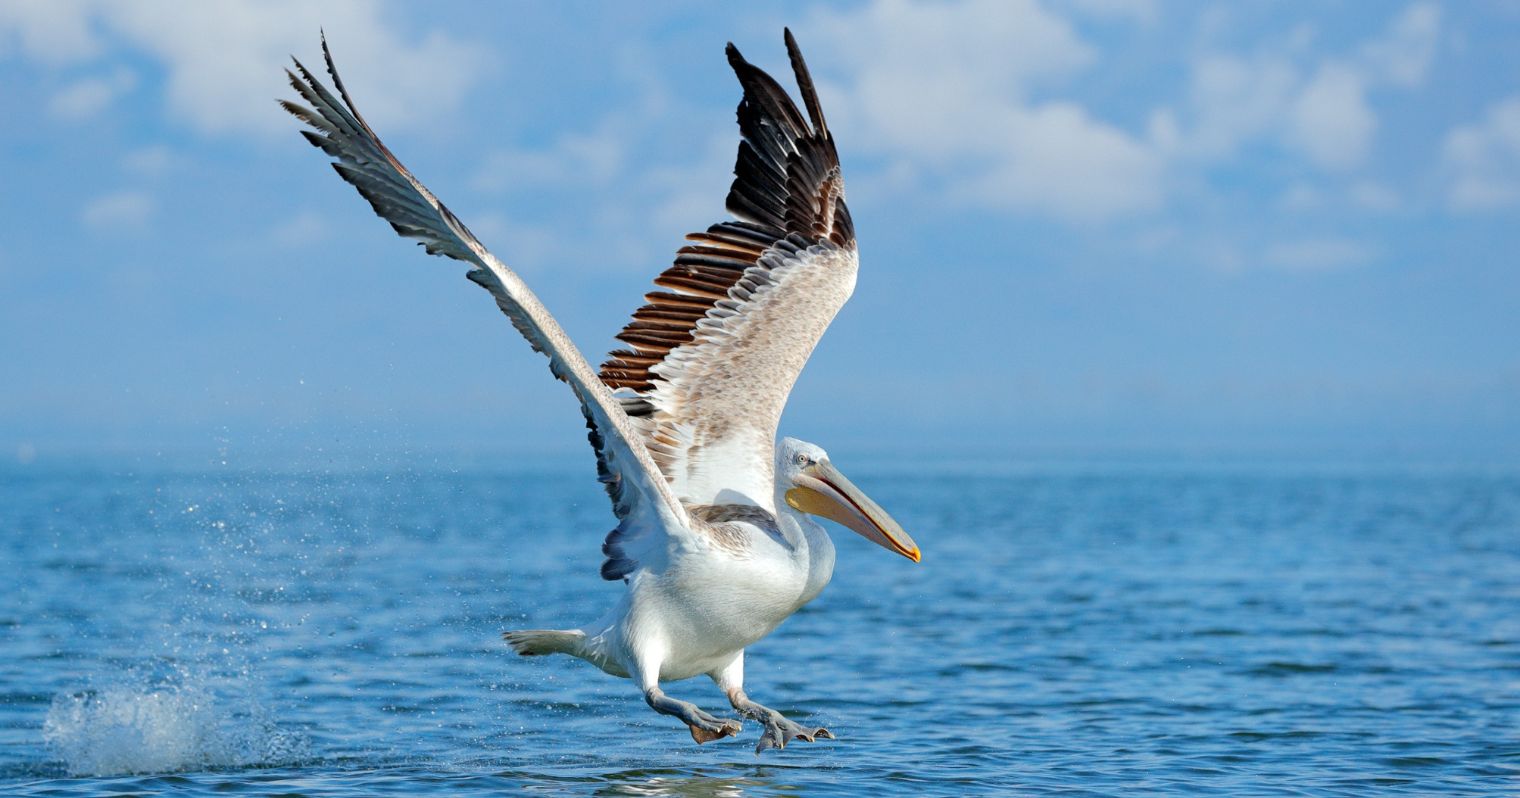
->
795, 452, 808, 466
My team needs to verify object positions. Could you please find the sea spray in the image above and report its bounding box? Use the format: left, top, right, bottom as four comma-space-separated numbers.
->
32, 460, 323, 778
43, 662, 309, 777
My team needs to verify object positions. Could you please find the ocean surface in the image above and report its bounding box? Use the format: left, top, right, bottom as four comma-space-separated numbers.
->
1, 453, 1516, 796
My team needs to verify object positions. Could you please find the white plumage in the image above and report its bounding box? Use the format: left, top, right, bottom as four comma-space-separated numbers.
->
284, 29, 919, 753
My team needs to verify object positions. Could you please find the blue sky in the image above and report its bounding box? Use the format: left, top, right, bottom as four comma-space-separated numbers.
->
2, 1, 1518, 463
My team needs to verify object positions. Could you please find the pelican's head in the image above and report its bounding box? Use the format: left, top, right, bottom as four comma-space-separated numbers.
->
777, 437, 920, 563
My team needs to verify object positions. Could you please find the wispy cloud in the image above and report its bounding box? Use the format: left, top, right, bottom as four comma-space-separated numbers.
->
1359, 3, 1441, 89
0, 0, 100, 64
1068, 0, 1158, 24
121, 145, 180, 177
1175, 52, 1299, 162
47, 68, 137, 121
270, 211, 328, 248
797, 1, 1440, 223
1348, 181, 1399, 213
1287, 63, 1375, 171
466, 46, 726, 274
1173, 3, 1439, 173
1263, 237, 1375, 271
81, 190, 154, 230
1, 2, 1514, 453
1442, 97, 1520, 211
3, 0, 488, 137
473, 129, 626, 194
800, 0, 1162, 221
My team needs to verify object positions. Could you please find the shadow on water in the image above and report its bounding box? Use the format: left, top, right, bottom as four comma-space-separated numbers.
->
575, 766, 798, 798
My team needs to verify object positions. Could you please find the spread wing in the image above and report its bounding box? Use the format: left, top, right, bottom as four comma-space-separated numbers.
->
282, 36, 690, 577
599, 30, 858, 508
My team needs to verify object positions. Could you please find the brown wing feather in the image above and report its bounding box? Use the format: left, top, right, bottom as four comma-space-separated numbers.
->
598, 30, 854, 403
593, 30, 860, 575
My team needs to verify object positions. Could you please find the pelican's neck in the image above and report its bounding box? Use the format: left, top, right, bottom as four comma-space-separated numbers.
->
773, 479, 837, 606
772, 477, 804, 544
771, 465, 798, 521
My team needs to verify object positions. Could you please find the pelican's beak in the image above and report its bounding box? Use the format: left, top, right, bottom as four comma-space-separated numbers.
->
786, 460, 920, 562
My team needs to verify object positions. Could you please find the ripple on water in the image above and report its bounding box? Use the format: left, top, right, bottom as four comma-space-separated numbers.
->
2, 463, 1517, 796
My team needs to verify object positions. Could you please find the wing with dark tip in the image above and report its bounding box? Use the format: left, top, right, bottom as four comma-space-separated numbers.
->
282, 36, 690, 571
598, 29, 859, 510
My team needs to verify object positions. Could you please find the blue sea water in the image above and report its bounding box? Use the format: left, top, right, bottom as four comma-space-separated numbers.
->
1, 453, 1516, 796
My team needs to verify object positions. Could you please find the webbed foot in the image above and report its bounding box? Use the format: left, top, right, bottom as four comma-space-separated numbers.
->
645, 686, 741, 745
733, 697, 832, 754
688, 715, 743, 744
754, 714, 832, 753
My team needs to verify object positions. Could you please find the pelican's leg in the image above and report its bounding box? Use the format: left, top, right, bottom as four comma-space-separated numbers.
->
711, 652, 833, 754
632, 654, 740, 744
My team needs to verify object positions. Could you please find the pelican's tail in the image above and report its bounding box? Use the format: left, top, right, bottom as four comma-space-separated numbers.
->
503, 629, 585, 657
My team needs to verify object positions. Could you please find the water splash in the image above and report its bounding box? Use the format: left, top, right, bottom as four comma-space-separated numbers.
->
42, 665, 308, 777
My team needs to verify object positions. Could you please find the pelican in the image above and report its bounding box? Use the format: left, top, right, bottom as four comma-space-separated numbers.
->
283, 29, 920, 753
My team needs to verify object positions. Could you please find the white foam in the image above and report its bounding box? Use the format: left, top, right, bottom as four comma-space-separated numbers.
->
43, 671, 308, 777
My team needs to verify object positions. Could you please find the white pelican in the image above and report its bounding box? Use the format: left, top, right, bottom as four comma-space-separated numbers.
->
283, 29, 920, 753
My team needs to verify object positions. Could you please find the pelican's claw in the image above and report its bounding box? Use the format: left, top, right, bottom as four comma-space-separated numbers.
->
688, 718, 742, 744
725, 691, 833, 754
754, 717, 833, 754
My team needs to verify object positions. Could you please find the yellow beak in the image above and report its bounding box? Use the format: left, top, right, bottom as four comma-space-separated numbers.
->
785, 460, 920, 562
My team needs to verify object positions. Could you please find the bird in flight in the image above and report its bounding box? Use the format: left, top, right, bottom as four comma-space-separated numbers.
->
283, 29, 920, 754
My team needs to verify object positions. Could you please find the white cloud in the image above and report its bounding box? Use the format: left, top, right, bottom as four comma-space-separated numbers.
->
1136, 227, 1377, 274
778, 1, 1436, 221
812, 0, 1096, 108
1441, 96, 1520, 211
1360, 3, 1441, 88
645, 134, 735, 235
1348, 181, 1399, 212
81, 190, 154, 230
470, 130, 732, 274
465, 213, 563, 274
1176, 3, 1437, 173
465, 52, 719, 273
1263, 237, 1374, 271
0, 0, 99, 64
270, 211, 328, 248
1278, 183, 1324, 212
956, 103, 1162, 218
474, 129, 625, 193
47, 67, 135, 120
1279, 181, 1400, 213
1068, 0, 1158, 24
3, 0, 487, 137
1180, 53, 1376, 171
1288, 64, 1375, 171
121, 145, 179, 177
803, 0, 1161, 221
1181, 54, 1299, 161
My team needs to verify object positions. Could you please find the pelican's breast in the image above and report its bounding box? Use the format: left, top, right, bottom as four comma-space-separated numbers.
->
641, 504, 812, 667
